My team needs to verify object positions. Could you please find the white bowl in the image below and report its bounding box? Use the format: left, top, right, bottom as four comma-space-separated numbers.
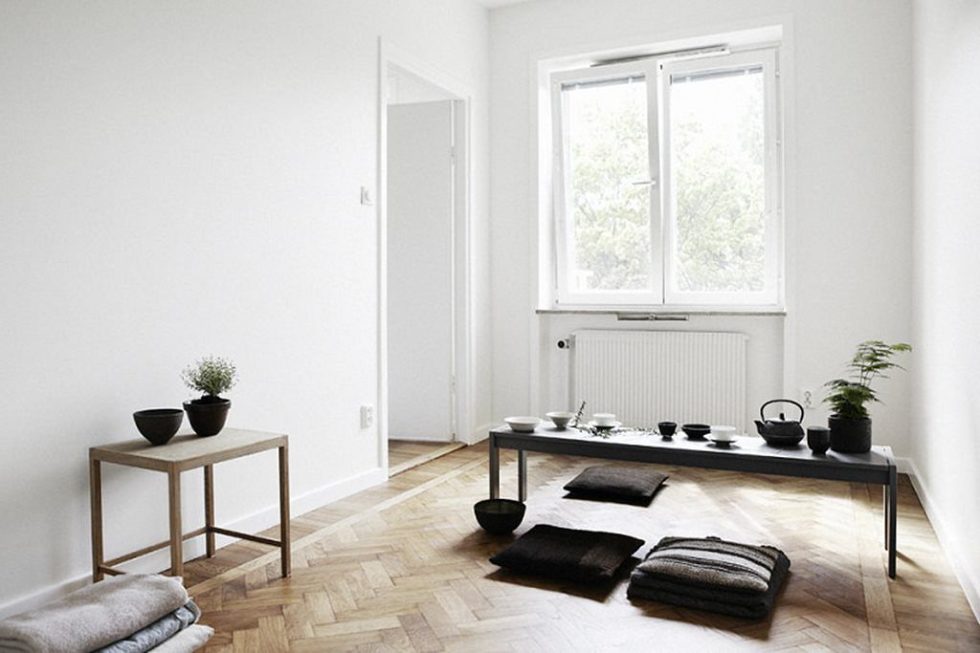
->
592, 413, 617, 427
505, 416, 540, 433
710, 425, 737, 442
546, 411, 574, 429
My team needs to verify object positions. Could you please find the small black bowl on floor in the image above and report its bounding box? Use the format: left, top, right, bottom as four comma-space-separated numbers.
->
133, 408, 183, 445
474, 499, 526, 534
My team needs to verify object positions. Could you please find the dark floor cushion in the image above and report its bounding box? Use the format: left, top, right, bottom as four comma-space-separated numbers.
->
627, 536, 791, 619
489, 524, 644, 584
563, 465, 668, 505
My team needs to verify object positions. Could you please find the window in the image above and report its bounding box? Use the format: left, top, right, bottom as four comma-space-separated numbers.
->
551, 48, 781, 307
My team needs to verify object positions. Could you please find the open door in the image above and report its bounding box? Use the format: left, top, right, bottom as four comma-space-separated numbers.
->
386, 100, 456, 442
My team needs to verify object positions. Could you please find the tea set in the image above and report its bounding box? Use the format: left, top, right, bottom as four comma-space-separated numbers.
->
505, 397, 832, 454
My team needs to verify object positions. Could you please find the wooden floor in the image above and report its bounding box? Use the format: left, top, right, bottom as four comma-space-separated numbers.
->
388, 440, 465, 477
181, 442, 980, 652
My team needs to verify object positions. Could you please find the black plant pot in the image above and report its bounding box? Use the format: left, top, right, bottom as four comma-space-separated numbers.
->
828, 415, 872, 453
184, 397, 231, 437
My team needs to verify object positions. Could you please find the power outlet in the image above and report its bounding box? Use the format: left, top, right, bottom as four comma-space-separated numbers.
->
360, 405, 375, 429
801, 388, 814, 409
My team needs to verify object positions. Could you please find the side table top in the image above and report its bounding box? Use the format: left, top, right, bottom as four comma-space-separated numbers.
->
90, 428, 287, 472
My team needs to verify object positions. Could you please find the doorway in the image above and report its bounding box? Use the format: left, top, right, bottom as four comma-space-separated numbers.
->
381, 57, 470, 476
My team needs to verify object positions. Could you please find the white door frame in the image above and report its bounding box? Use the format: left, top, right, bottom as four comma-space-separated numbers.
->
377, 38, 475, 475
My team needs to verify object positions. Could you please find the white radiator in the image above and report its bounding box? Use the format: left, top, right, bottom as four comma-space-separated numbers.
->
570, 330, 747, 433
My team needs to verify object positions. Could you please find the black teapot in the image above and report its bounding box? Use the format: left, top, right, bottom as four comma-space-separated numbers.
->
754, 399, 805, 446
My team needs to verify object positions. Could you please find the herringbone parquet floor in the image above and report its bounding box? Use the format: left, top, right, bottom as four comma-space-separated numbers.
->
180, 442, 980, 652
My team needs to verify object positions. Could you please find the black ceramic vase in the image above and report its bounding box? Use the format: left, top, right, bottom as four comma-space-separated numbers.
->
184, 397, 231, 437
828, 415, 871, 453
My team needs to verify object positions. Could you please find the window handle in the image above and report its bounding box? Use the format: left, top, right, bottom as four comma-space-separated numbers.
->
630, 179, 658, 187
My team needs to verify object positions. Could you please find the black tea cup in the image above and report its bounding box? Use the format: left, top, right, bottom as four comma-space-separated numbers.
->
807, 426, 831, 454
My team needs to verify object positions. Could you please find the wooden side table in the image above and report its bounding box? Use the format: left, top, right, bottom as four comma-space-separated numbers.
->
89, 428, 290, 581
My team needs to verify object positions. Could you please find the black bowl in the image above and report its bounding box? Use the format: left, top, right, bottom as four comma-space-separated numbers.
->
133, 408, 183, 445
474, 499, 526, 534
682, 423, 711, 440
657, 421, 677, 436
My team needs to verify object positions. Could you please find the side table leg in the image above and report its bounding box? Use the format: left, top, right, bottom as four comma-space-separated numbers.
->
90, 457, 104, 582
888, 465, 897, 579
518, 450, 527, 502
278, 444, 291, 578
489, 434, 499, 499
168, 468, 183, 578
204, 464, 215, 558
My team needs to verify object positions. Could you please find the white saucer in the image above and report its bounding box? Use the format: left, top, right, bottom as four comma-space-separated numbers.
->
589, 420, 622, 430
707, 434, 739, 446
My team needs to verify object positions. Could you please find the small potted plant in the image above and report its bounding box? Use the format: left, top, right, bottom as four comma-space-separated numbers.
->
182, 356, 237, 437
823, 340, 910, 453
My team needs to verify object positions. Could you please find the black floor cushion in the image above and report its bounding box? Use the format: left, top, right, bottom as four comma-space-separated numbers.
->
489, 524, 644, 584
627, 536, 791, 619
563, 465, 668, 505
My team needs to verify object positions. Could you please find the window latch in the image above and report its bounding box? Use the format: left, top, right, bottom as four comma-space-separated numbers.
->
630, 179, 657, 187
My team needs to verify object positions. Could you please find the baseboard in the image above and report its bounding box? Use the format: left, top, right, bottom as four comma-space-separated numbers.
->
389, 433, 455, 443
896, 456, 980, 622
0, 466, 388, 620
463, 422, 493, 445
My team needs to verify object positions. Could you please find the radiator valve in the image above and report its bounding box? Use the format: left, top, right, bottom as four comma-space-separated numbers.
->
557, 338, 571, 350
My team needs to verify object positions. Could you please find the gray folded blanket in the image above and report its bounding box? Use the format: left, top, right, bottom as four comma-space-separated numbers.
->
0, 575, 189, 653
627, 536, 790, 619
95, 601, 200, 653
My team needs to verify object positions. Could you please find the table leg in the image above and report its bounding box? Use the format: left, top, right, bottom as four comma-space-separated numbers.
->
489, 434, 499, 499
518, 450, 527, 502
167, 468, 183, 578
888, 465, 897, 579
278, 444, 291, 578
204, 464, 215, 558
883, 485, 889, 550
90, 457, 104, 582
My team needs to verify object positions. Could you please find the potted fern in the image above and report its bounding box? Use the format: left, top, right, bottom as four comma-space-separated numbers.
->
823, 340, 910, 453
182, 356, 237, 437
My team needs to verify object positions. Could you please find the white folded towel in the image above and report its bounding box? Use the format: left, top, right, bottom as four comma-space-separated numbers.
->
145, 625, 213, 653
0, 575, 189, 653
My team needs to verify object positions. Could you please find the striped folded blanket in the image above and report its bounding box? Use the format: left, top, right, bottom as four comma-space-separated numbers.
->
627, 536, 790, 619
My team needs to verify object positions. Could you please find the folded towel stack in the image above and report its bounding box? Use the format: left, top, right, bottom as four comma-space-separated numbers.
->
0, 575, 213, 653
627, 536, 790, 619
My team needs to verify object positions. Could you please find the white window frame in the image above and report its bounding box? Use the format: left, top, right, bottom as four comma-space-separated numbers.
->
551, 46, 782, 309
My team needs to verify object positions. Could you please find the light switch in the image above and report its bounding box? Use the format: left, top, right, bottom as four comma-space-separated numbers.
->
360, 186, 374, 206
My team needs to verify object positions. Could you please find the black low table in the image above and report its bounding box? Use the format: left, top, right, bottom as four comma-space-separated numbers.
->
488, 426, 898, 579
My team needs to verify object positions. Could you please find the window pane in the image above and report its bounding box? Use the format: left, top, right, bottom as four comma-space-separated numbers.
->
563, 77, 652, 293
669, 65, 767, 294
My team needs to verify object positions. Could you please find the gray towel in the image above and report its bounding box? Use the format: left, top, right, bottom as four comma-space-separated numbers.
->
145, 625, 213, 653
0, 575, 189, 653
95, 602, 200, 653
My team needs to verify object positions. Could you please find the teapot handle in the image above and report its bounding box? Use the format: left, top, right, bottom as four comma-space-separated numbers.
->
760, 399, 805, 422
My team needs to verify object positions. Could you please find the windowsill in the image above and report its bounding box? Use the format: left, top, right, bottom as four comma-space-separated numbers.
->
536, 306, 787, 318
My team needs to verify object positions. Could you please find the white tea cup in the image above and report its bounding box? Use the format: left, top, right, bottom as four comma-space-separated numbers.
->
593, 413, 617, 427
710, 425, 737, 441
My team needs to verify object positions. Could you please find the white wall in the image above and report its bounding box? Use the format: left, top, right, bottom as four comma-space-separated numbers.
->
489, 0, 913, 446
0, 0, 489, 613
911, 0, 980, 616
